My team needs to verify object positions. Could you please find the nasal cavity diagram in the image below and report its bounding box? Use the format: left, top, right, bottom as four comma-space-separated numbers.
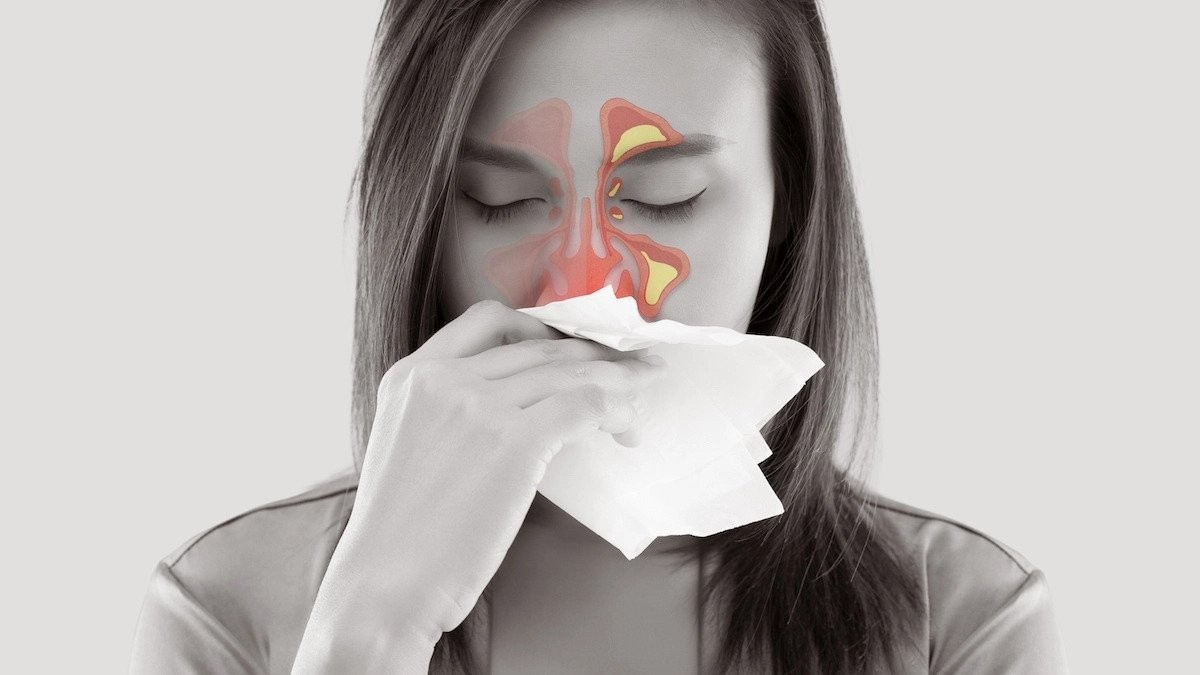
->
480, 97, 692, 320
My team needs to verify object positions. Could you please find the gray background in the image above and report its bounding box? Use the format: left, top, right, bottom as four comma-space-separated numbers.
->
2, 1, 1195, 672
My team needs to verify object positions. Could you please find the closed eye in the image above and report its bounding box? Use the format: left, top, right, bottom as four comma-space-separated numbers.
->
622, 187, 706, 223
460, 191, 544, 224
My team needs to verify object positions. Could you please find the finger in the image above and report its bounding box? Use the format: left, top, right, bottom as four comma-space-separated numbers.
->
459, 336, 647, 380
414, 300, 567, 361
521, 383, 642, 460
498, 356, 664, 409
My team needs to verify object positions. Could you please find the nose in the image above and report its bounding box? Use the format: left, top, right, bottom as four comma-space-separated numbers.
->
495, 191, 688, 318
534, 196, 625, 307
480, 97, 692, 319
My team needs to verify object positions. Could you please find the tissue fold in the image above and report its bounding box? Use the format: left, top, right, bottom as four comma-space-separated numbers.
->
516, 286, 825, 559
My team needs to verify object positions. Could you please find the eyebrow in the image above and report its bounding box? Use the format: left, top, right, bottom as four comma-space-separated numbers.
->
458, 132, 732, 172
617, 133, 732, 168
458, 137, 546, 174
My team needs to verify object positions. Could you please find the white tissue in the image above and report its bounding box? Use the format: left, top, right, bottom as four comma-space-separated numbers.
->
516, 285, 825, 559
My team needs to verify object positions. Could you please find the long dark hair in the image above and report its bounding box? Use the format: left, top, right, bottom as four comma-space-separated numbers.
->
347, 0, 925, 672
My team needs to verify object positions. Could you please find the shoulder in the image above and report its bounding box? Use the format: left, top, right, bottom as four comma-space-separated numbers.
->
164, 468, 359, 568
867, 493, 1069, 673
868, 492, 1037, 581
155, 468, 360, 663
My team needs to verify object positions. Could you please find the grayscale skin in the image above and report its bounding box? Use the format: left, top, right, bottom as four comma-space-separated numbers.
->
126, 0, 1078, 671
292, 1, 776, 672
441, 0, 776, 566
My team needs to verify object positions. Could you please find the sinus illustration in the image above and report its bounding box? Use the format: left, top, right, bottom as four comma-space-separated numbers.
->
481, 97, 692, 320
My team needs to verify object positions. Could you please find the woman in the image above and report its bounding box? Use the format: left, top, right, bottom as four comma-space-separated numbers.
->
130, 0, 1070, 672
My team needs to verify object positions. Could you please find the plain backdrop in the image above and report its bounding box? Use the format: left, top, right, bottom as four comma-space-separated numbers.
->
2, 1, 1195, 672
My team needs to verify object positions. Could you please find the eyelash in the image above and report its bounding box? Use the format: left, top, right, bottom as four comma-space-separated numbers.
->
625, 188, 706, 223
460, 193, 542, 224
462, 188, 705, 224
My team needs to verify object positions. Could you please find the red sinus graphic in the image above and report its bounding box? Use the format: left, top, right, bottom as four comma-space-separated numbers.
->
480, 97, 692, 319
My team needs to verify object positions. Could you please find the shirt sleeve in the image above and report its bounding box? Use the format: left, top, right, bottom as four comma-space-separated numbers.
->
935, 568, 1070, 674
129, 561, 263, 675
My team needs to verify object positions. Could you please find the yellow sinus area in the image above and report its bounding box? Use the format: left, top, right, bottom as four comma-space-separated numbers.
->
607, 179, 621, 197
640, 250, 679, 306
611, 125, 668, 164
609, 207, 624, 220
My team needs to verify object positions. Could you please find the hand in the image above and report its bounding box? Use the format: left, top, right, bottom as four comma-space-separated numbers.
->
292, 299, 666, 673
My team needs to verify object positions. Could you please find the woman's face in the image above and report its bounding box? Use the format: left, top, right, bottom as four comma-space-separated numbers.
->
442, 0, 774, 330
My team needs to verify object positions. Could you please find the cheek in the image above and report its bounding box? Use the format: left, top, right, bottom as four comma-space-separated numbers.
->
438, 219, 511, 316
658, 235, 770, 330
654, 188, 773, 329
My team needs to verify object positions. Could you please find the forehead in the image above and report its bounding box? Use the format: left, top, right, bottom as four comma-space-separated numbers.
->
467, 0, 764, 154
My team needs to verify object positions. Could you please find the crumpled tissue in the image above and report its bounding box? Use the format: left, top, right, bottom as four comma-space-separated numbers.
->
515, 285, 825, 559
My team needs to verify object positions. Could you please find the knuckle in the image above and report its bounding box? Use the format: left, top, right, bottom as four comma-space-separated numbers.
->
408, 359, 451, 389
447, 387, 482, 416
467, 298, 506, 316
611, 357, 643, 377
536, 338, 563, 357
376, 366, 396, 395
455, 390, 508, 435
407, 359, 435, 381
465, 299, 514, 329
377, 359, 412, 396
579, 383, 616, 417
